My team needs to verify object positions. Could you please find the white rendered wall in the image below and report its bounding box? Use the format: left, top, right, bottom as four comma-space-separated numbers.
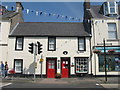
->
8, 37, 91, 75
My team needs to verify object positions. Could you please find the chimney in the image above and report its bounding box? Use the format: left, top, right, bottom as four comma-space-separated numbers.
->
16, 2, 24, 13
84, 0, 90, 10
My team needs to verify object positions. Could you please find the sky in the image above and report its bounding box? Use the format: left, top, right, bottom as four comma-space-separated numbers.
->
2, 2, 104, 22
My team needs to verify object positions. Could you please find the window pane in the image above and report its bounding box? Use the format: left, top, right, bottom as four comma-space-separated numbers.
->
15, 60, 22, 73
109, 2, 115, 7
108, 23, 117, 39
16, 37, 23, 50
75, 58, 88, 73
79, 38, 85, 50
108, 31, 117, 39
48, 37, 55, 50
108, 23, 116, 31
110, 8, 115, 13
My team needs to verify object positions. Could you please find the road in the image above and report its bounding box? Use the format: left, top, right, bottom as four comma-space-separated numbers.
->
1, 77, 119, 90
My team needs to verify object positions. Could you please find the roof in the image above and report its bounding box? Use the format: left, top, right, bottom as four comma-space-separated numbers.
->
9, 22, 90, 37
89, 4, 120, 19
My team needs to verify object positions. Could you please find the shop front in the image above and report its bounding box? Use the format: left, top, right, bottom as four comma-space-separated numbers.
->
95, 46, 120, 73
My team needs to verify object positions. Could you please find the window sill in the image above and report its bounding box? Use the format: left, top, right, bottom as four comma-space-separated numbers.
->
107, 39, 120, 41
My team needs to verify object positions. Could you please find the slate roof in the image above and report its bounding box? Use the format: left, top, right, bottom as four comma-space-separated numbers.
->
9, 22, 90, 37
89, 5, 120, 19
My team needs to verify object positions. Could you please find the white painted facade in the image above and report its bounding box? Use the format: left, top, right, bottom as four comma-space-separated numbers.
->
0, 21, 11, 63
7, 36, 91, 75
91, 18, 120, 75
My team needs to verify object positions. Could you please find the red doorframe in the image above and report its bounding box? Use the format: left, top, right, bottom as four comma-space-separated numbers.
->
46, 58, 57, 78
61, 57, 70, 78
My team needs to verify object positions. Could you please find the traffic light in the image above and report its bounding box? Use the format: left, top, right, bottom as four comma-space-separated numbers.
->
28, 43, 34, 54
37, 41, 42, 54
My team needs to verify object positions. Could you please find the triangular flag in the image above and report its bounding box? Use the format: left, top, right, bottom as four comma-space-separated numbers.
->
27, 9, 29, 14
57, 15, 60, 18
36, 11, 39, 16
5, 6, 8, 9
40, 12, 42, 15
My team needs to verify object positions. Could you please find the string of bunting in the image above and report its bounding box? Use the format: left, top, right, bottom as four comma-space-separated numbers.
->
3, 5, 82, 21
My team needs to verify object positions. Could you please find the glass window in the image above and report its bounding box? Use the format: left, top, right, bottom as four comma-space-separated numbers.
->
15, 37, 24, 50
48, 60, 55, 69
99, 55, 120, 72
109, 2, 115, 7
14, 59, 23, 73
110, 7, 115, 13
75, 58, 88, 73
48, 37, 56, 51
108, 23, 117, 39
78, 38, 86, 51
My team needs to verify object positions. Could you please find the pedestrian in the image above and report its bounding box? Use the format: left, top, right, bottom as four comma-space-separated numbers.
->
0, 61, 4, 77
4, 61, 9, 78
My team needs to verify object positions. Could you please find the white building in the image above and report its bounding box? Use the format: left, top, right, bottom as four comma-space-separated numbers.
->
8, 22, 91, 78
0, 3, 23, 66
84, 1, 120, 76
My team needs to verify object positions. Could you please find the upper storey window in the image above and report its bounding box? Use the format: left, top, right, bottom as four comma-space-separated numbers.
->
103, 2, 118, 16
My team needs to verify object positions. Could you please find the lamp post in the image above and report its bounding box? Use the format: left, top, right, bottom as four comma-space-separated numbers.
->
103, 38, 107, 82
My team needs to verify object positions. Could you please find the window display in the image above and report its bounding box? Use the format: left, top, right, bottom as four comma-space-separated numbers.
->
99, 55, 120, 72
75, 58, 88, 73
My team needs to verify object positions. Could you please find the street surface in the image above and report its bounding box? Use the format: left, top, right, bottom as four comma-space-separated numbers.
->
0, 77, 119, 90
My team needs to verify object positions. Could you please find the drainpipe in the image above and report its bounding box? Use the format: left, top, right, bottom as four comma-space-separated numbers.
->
92, 20, 96, 77
89, 35, 93, 77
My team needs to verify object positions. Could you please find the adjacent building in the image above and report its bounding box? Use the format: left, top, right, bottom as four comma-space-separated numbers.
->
84, 1, 120, 76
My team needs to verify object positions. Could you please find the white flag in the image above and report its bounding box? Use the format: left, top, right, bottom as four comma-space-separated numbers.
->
5, 6, 8, 9
36, 11, 39, 16
27, 9, 29, 14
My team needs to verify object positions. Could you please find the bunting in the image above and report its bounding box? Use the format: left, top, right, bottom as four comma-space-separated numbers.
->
3, 5, 82, 22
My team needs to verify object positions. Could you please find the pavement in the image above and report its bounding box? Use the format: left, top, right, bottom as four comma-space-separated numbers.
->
0, 76, 120, 89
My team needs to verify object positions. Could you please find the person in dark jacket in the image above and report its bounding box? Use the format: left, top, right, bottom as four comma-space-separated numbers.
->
4, 61, 9, 78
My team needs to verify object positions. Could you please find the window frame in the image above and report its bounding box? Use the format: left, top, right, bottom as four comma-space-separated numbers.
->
15, 37, 24, 51
107, 23, 117, 39
78, 37, 86, 51
48, 37, 56, 51
14, 59, 23, 74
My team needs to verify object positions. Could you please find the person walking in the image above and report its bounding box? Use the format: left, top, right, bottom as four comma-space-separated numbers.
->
0, 61, 4, 77
4, 61, 9, 78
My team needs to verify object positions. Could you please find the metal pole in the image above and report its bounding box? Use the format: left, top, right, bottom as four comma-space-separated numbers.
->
34, 43, 37, 80
41, 62, 42, 78
103, 38, 107, 82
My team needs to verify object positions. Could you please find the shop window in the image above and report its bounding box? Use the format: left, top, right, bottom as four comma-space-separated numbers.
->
75, 57, 88, 73
99, 55, 120, 72
14, 59, 23, 73
15, 37, 24, 50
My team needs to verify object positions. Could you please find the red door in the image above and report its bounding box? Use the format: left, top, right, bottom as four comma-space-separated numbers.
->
61, 58, 70, 78
47, 59, 56, 78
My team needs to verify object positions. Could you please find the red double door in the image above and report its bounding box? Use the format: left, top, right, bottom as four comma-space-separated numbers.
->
46, 57, 70, 78
61, 57, 70, 78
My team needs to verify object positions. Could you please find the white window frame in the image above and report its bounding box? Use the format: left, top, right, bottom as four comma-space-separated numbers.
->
75, 57, 88, 73
15, 37, 24, 50
48, 37, 56, 51
108, 23, 117, 39
14, 59, 23, 73
78, 37, 86, 51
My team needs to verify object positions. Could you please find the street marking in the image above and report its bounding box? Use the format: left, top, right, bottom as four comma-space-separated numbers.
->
0, 83, 12, 88
96, 83, 100, 86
